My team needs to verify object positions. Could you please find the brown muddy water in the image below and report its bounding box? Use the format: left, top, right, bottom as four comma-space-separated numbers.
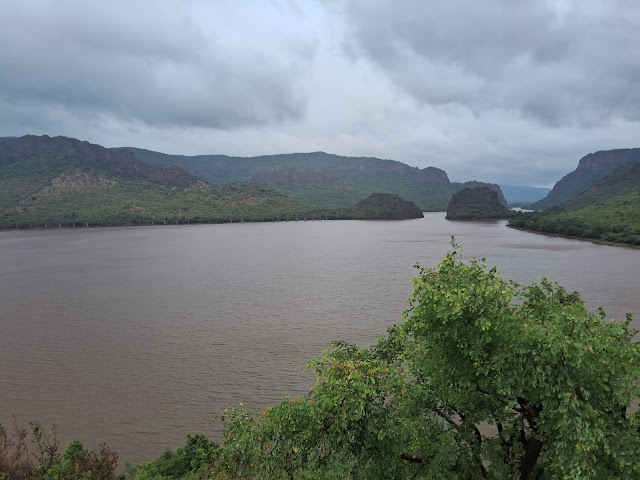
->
1, 213, 639, 464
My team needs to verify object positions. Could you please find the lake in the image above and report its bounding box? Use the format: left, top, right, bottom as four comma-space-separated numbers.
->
1, 213, 639, 464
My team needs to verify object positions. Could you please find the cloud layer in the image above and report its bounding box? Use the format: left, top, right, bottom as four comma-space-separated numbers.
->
1, 0, 639, 186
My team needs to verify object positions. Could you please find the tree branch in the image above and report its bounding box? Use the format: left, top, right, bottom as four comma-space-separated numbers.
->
476, 384, 523, 412
400, 451, 423, 463
433, 406, 462, 433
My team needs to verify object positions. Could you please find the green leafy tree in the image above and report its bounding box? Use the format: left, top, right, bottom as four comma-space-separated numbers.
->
214, 240, 640, 479
133, 434, 219, 480
0, 423, 120, 480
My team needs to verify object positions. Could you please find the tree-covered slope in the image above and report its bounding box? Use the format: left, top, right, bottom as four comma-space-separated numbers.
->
509, 189, 640, 246
510, 162, 640, 246
560, 161, 640, 211
123, 147, 504, 211
533, 148, 640, 209
0, 136, 313, 227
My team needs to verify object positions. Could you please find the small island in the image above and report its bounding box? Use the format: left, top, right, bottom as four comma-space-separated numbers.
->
445, 186, 512, 220
342, 193, 424, 220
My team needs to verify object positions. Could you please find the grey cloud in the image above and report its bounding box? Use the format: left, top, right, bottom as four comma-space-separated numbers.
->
338, 0, 640, 127
0, 0, 311, 130
1, 0, 639, 189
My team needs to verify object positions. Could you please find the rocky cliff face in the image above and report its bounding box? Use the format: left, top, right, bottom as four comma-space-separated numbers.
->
0, 135, 199, 187
533, 148, 640, 209
454, 181, 508, 206
446, 187, 512, 219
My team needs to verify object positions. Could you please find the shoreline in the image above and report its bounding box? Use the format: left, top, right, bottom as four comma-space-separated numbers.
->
0, 214, 426, 233
507, 224, 640, 249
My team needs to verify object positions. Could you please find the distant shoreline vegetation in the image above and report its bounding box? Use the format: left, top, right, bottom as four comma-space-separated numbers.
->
0, 192, 425, 230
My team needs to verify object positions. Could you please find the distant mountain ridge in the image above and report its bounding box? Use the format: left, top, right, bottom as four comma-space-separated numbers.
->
1, 135, 199, 187
122, 147, 505, 211
533, 148, 640, 209
0, 135, 313, 227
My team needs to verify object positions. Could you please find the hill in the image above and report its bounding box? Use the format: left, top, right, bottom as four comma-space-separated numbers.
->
509, 190, 640, 246
342, 193, 424, 220
445, 186, 512, 220
122, 147, 505, 211
509, 163, 640, 246
560, 161, 640, 211
0, 135, 313, 227
533, 148, 640, 209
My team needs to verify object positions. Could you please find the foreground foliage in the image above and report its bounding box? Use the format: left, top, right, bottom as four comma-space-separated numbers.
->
0, 422, 121, 480
133, 434, 219, 480
4, 245, 639, 479
214, 242, 640, 479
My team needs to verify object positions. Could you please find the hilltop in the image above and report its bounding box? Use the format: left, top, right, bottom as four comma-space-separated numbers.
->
122, 147, 505, 211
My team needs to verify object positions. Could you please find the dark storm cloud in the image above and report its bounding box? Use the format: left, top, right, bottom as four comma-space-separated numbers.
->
0, 1, 311, 130
338, 0, 640, 127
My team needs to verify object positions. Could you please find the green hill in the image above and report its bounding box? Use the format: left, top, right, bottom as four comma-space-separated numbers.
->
342, 193, 424, 220
533, 148, 640, 209
509, 190, 640, 246
445, 186, 512, 220
560, 161, 640, 211
122, 147, 505, 211
0, 136, 314, 227
509, 163, 640, 246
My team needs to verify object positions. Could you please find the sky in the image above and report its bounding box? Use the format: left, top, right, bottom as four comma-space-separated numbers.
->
1, 0, 639, 187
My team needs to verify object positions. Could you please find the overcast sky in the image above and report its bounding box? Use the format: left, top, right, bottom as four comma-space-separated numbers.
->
1, 0, 639, 186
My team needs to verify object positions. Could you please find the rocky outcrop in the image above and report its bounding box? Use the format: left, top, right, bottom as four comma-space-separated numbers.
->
455, 181, 508, 206
345, 193, 424, 219
533, 148, 640, 209
0, 135, 199, 187
446, 187, 512, 219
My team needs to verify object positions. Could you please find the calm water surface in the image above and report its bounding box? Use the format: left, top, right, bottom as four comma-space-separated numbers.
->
1, 213, 639, 464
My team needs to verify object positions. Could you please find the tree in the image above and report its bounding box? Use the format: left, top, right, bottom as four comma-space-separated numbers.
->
214, 240, 640, 479
0, 422, 121, 480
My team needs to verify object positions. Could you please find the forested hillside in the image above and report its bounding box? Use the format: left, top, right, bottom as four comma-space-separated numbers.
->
533, 148, 640, 209
123, 147, 505, 211
509, 162, 640, 246
0, 136, 313, 227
